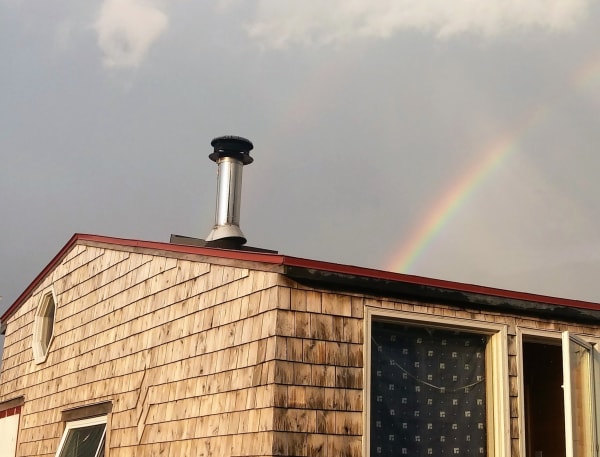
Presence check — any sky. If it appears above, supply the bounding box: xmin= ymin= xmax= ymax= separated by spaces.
xmin=2 ymin=0 xmax=600 ymax=356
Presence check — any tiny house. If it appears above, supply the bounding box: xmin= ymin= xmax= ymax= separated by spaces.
xmin=1 ymin=137 xmax=599 ymax=457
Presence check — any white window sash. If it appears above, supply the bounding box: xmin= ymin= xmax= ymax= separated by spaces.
xmin=55 ymin=416 xmax=107 ymax=457
xmin=562 ymin=331 xmax=597 ymax=457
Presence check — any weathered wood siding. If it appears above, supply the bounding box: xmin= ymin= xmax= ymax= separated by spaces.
xmin=1 ymin=241 xmax=599 ymax=457
xmin=268 ymin=287 xmax=600 ymax=457
xmin=269 ymin=289 xmax=364 ymax=457
xmin=0 ymin=242 xmax=283 ymax=457
xmin=369 ymin=299 xmax=598 ymax=457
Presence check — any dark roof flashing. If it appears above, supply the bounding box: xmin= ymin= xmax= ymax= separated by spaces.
xmin=282 ymin=265 xmax=600 ymax=323
xmin=169 ymin=234 xmax=277 ymax=253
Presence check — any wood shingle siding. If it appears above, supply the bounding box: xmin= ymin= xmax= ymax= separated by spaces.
xmin=0 ymin=243 xmax=286 ymax=456
xmin=1 ymin=235 xmax=600 ymax=456
xmin=270 ymin=290 xmax=363 ymax=457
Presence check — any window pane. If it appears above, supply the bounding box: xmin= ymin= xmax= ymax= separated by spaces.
xmin=371 ymin=322 xmax=488 ymax=456
xmin=58 ymin=424 xmax=105 ymax=457
xmin=42 ymin=299 xmax=55 ymax=351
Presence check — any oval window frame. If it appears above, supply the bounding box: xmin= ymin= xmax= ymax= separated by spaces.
xmin=32 ymin=288 xmax=57 ymax=364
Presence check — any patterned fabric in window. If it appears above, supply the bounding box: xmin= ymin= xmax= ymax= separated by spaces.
xmin=371 ymin=321 xmax=488 ymax=456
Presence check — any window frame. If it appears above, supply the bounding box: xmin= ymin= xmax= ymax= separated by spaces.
xmin=562 ymin=331 xmax=597 ymax=457
xmin=0 ymin=401 xmax=22 ymax=457
xmin=32 ymin=288 xmax=57 ymax=364
xmin=365 ymin=307 xmax=510 ymax=457
xmin=517 ymin=328 xmax=599 ymax=457
xmin=55 ymin=416 xmax=107 ymax=457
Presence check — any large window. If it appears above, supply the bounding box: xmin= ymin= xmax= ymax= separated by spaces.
xmin=367 ymin=310 xmax=508 ymax=457
xmin=55 ymin=417 xmax=106 ymax=457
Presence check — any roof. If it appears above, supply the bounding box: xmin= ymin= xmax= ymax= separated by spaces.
xmin=2 ymin=233 xmax=600 ymax=328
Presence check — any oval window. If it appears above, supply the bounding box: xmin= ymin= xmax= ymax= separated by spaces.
xmin=33 ymin=291 xmax=56 ymax=364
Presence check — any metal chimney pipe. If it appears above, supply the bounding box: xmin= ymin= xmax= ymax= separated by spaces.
xmin=205 ymin=136 xmax=253 ymax=245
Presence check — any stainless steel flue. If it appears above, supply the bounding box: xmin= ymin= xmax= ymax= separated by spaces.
xmin=205 ymin=136 xmax=253 ymax=245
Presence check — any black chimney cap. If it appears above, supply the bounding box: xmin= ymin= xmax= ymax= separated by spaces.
xmin=209 ymin=135 xmax=254 ymax=165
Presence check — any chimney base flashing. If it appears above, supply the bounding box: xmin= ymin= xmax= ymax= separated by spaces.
xmin=206 ymin=224 xmax=246 ymax=243
xmin=170 ymin=234 xmax=278 ymax=254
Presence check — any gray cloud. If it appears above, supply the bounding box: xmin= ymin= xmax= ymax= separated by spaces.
xmin=242 ymin=0 xmax=590 ymax=47
xmin=2 ymin=0 xmax=600 ymax=336
xmin=95 ymin=0 xmax=168 ymax=68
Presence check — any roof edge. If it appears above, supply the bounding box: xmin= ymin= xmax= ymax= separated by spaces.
xmin=279 ymin=256 xmax=600 ymax=312
xmin=282 ymin=265 xmax=600 ymax=322
xmin=2 ymin=233 xmax=600 ymax=327
xmin=1 ymin=233 xmax=81 ymax=327
xmin=1 ymin=233 xmax=287 ymax=325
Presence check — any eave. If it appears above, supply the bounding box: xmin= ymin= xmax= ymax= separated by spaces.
xmin=2 ymin=233 xmax=600 ymax=330
xmin=282 ymin=265 xmax=600 ymax=323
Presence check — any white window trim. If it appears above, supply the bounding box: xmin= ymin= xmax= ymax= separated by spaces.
xmin=364 ymin=307 xmax=510 ymax=457
xmin=55 ymin=416 xmax=107 ymax=457
xmin=593 ymin=338 xmax=600 ymax=457
xmin=32 ymin=287 xmax=57 ymax=364
xmin=0 ymin=413 xmax=20 ymax=457
xmin=516 ymin=327 xmax=600 ymax=457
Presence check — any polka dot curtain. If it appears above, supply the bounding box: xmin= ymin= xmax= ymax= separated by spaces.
xmin=371 ymin=321 xmax=488 ymax=456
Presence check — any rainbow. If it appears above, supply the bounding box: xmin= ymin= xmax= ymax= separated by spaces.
xmin=387 ymin=49 xmax=600 ymax=274
xmin=572 ymin=53 xmax=600 ymax=90
xmin=387 ymin=106 xmax=548 ymax=274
